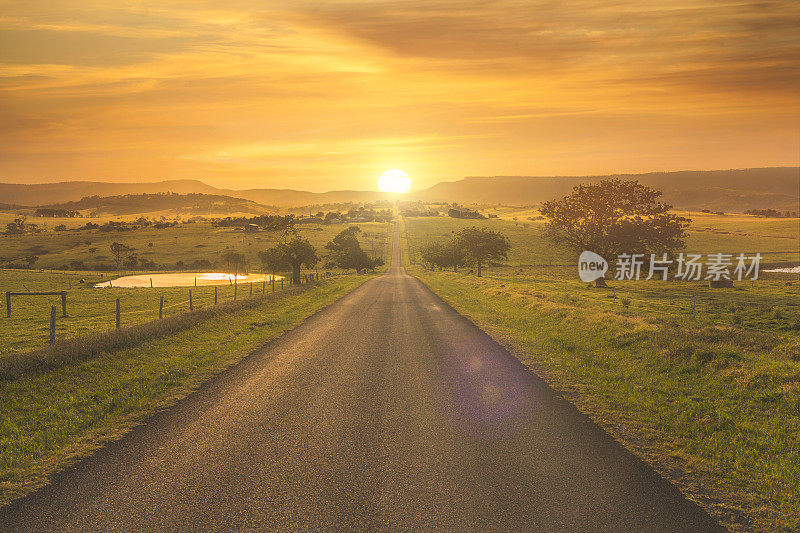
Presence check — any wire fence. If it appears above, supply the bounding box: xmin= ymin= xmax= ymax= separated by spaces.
xmin=1 ymin=271 xmax=331 ymax=354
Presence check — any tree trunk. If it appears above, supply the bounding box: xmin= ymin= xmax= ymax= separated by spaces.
xmin=595 ymin=277 xmax=608 ymax=288
xmin=292 ymin=265 xmax=301 ymax=284
xmin=476 ymin=260 xmax=482 ymax=277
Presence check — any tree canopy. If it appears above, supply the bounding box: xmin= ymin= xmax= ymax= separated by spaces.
xmin=325 ymin=226 xmax=384 ymax=273
xmin=258 ymin=247 xmax=288 ymax=277
xmin=419 ymin=239 xmax=467 ymax=272
xmin=539 ymin=179 xmax=689 ymax=273
xmin=278 ymin=237 xmax=318 ymax=284
xmin=455 ymin=227 xmax=510 ymax=276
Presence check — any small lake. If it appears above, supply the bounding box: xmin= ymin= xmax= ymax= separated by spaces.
xmin=95 ymin=272 xmax=284 ymax=288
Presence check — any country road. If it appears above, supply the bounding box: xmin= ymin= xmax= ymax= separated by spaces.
xmin=0 ymin=223 xmax=724 ymax=532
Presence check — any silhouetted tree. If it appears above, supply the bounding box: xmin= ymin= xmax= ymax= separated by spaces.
xmin=110 ymin=242 xmax=135 ymax=269
xmin=325 ymin=227 xmax=384 ymax=273
xmin=420 ymin=239 xmax=467 ymax=272
xmin=4 ymin=217 xmax=27 ymax=235
xmin=454 ymin=227 xmax=510 ymax=276
xmin=279 ymin=238 xmax=318 ymax=284
xmin=540 ymin=178 xmax=689 ymax=285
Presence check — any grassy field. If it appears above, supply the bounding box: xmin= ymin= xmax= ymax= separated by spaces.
xmin=1 ymin=269 xmax=297 ymax=356
xmin=0 ymin=273 xmax=372 ymax=505
xmin=403 ymin=214 xmax=800 ymax=531
xmin=0 ymin=218 xmax=389 ymax=271
xmin=0 ymin=221 xmax=389 ymax=355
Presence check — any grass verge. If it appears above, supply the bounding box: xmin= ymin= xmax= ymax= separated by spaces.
xmin=0 ymin=274 xmax=370 ymax=505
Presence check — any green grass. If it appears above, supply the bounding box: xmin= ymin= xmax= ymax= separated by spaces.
xmin=0 ymin=269 xmax=299 ymax=356
xmin=0 ymin=274 xmax=371 ymax=505
xmin=403 ymin=215 xmax=800 ymax=531
xmin=0 ymin=221 xmax=390 ymax=355
xmin=404 ymin=211 xmax=799 ymax=266
xmin=0 ymin=220 xmax=389 ymax=270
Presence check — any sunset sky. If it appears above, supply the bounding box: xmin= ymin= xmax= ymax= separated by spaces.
xmin=1 ymin=0 xmax=798 ymax=192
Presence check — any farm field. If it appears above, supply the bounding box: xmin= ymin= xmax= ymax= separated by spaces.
xmin=0 ymin=221 xmax=389 ymax=355
xmin=403 ymin=214 xmax=800 ymax=531
xmin=0 ymin=218 xmax=389 ymax=271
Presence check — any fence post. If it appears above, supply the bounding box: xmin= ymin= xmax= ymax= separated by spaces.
xmin=281 ymin=279 xmax=284 ymax=290
xmin=249 ymin=282 xmax=253 ymax=297
xmin=272 ymin=277 xmax=275 ymax=292
xmin=214 ymin=286 xmax=218 ymax=305
xmin=61 ymin=291 xmax=67 ymax=317
xmin=150 ymin=277 xmax=153 ymax=288
xmin=234 ymin=279 xmax=238 ymax=301
xmin=189 ymin=289 xmax=193 ymax=311
xmin=50 ymin=306 xmax=56 ymax=345
xmin=116 ymin=298 xmax=121 ymax=329
xmin=262 ymin=279 xmax=266 ymax=293
xmin=691 ymin=293 xmax=696 ymax=320
xmin=6 ymin=291 xmax=10 ymax=318
xmin=195 ymin=277 xmax=197 ymax=287
xmin=159 ymin=295 xmax=164 ymax=319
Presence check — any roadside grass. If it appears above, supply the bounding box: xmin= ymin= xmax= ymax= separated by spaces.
xmin=0 ymin=274 xmax=370 ymax=505
xmin=403 ymin=216 xmax=800 ymax=531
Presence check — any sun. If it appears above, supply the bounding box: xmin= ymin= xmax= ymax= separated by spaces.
xmin=377 ymin=169 xmax=412 ymax=193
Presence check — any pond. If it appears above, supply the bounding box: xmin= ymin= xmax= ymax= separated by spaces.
xmin=94 ymin=272 xmax=284 ymax=288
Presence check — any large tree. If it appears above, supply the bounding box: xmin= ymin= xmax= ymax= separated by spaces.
xmin=455 ymin=227 xmax=510 ymax=277
xmin=325 ymin=226 xmax=384 ymax=273
xmin=279 ymin=237 xmax=318 ymax=284
xmin=110 ymin=242 xmax=134 ymax=269
xmin=540 ymin=178 xmax=689 ymax=284
xmin=419 ymin=238 xmax=467 ymax=272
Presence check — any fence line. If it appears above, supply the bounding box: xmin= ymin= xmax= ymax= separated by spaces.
xmin=5 ymin=271 xmax=332 ymax=349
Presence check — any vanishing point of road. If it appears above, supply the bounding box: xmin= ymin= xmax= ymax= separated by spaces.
xmin=0 ymin=223 xmax=723 ymax=531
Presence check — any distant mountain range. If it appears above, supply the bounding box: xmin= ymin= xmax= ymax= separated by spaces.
xmin=417 ymin=168 xmax=800 ymax=213
xmin=1 ymin=167 xmax=797 ymax=213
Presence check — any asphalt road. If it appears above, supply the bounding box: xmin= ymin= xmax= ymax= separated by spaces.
xmin=0 ymin=224 xmax=724 ymax=532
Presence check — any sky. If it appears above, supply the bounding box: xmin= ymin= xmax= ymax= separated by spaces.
xmin=0 ymin=0 xmax=798 ymax=192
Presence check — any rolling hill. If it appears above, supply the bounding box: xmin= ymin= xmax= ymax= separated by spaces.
xmin=35 ymin=193 xmax=273 ymax=216
xmin=0 ymin=167 xmax=797 ymax=213
xmin=415 ymin=168 xmax=800 ymax=212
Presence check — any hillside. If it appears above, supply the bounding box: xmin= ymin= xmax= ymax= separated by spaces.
xmin=414 ymin=167 xmax=799 ymax=212
xmin=1 ymin=167 xmax=797 ymax=212
xmin=35 ymin=193 xmax=272 ymax=216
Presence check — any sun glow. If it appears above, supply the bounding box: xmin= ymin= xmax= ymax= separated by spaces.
xmin=377 ymin=169 xmax=412 ymax=193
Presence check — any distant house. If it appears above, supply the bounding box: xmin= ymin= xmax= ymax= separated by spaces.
xmin=245 ymin=223 xmax=260 ymax=232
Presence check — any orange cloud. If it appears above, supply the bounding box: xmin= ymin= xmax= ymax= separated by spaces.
xmin=0 ymin=1 xmax=797 ymax=191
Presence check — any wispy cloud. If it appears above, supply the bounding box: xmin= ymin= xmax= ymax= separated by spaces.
xmin=0 ymin=0 xmax=797 ymax=190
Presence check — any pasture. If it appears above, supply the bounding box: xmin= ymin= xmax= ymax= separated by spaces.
xmin=0 ymin=217 xmax=389 ymax=271
xmin=0 ymin=221 xmax=389 ymax=355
